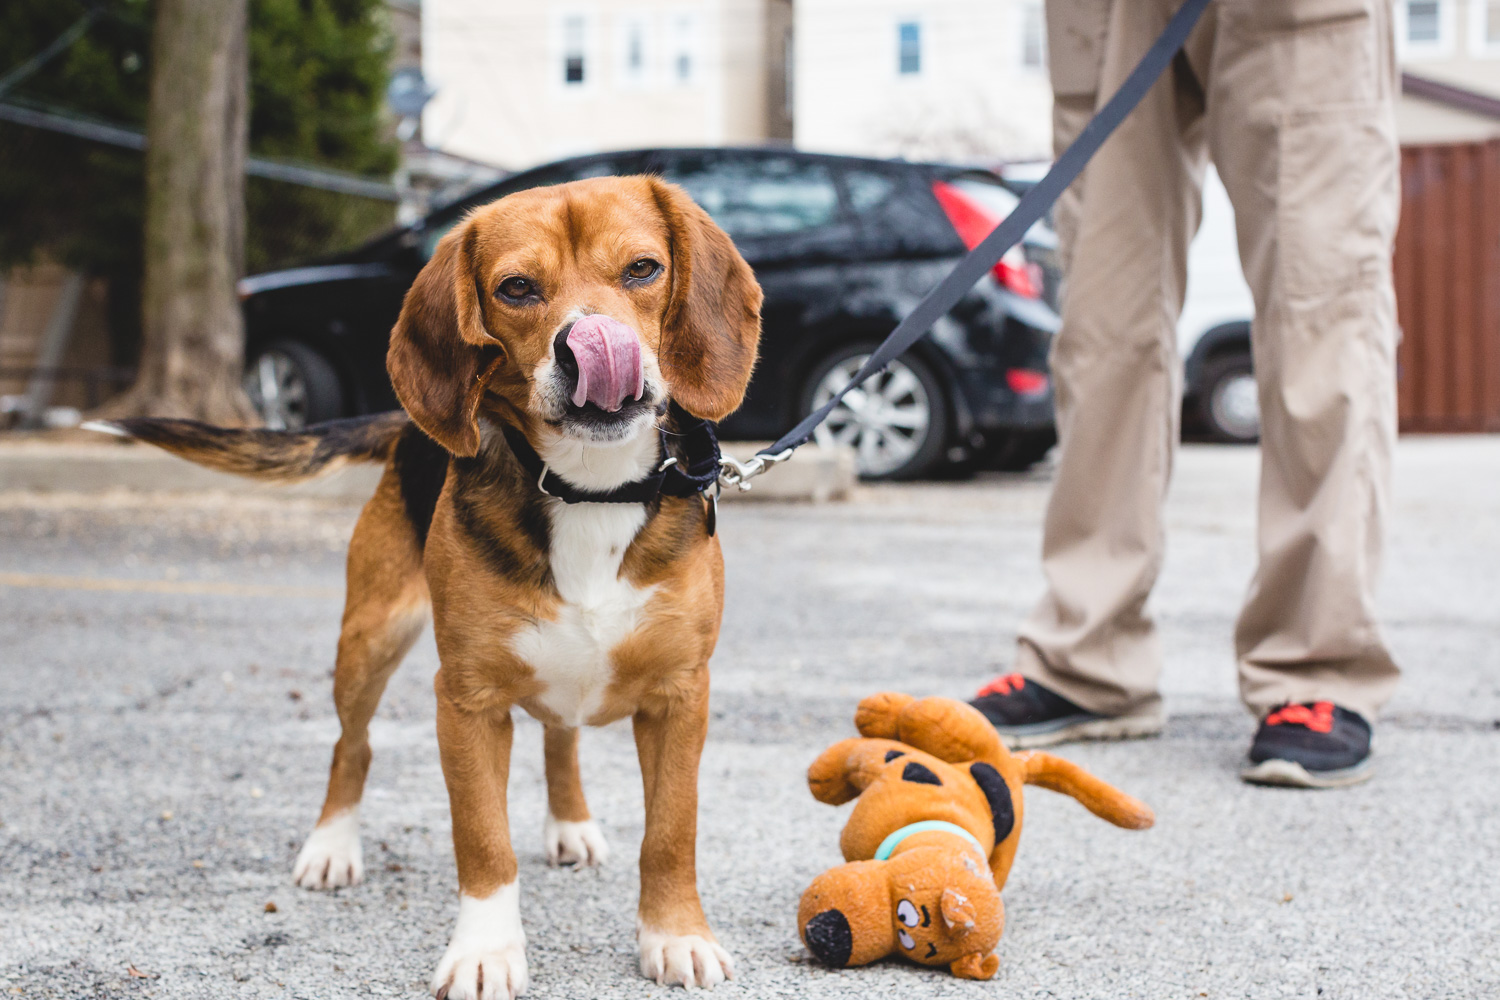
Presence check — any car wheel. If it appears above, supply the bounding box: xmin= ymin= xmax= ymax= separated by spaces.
xmin=1197 ymin=352 xmax=1259 ymax=443
xmin=802 ymin=345 xmax=949 ymax=480
xmin=243 ymin=341 xmax=345 ymax=431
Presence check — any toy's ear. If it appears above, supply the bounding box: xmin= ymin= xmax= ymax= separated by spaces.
xmin=950 ymin=951 xmax=1001 ymax=980
xmin=798 ymin=861 xmax=895 ymax=968
xmin=939 ymin=887 xmax=978 ymax=934
xmin=387 ymin=218 xmax=506 ymax=456
xmin=647 ymin=177 xmax=762 ymax=421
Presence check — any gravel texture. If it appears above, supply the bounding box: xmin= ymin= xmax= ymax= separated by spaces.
xmin=1 ymin=439 xmax=1497 ymax=999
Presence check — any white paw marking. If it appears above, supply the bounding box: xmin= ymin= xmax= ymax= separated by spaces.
xmin=432 ymin=885 xmax=528 ymax=1000
xmin=543 ymin=814 xmax=610 ymax=867
xmin=292 ymin=808 xmax=363 ymax=889
xmin=637 ymin=926 xmax=735 ymax=989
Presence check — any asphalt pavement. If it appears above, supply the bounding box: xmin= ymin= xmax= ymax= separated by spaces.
xmin=2 ymin=438 xmax=1497 ymax=999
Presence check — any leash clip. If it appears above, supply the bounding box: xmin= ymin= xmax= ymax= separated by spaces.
xmin=717 ymin=448 xmax=794 ymax=492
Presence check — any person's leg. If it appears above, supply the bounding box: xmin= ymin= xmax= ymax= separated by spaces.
xmin=1207 ymin=0 xmax=1401 ymax=785
xmin=978 ymin=0 xmax=1212 ymax=746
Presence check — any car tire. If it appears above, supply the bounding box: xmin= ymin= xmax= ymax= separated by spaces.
xmin=243 ymin=340 xmax=345 ymax=431
xmin=800 ymin=344 xmax=950 ymax=480
xmin=1196 ymin=352 xmax=1259 ymax=443
xmin=987 ymin=427 xmax=1057 ymax=472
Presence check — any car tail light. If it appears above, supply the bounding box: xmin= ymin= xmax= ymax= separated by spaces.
xmin=1006 ymin=368 xmax=1050 ymax=396
xmin=932 ymin=180 xmax=1044 ymax=300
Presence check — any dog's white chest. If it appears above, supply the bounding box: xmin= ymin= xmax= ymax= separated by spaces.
xmin=510 ymin=501 xmax=653 ymax=726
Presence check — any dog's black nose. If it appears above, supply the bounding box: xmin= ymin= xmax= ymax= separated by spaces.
xmin=553 ymin=325 xmax=578 ymax=382
xmin=802 ymin=909 xmax=853 ymax=967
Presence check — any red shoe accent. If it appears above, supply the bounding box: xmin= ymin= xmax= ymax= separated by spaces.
xmin=1265 ymin=701 xmax=1335 ymax=734
xmin=976 ymin=672 xmax=1026 ymax=699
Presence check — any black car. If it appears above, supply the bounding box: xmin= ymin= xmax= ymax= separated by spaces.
xmin=238 ymin=147 xmax=1060 ymax=478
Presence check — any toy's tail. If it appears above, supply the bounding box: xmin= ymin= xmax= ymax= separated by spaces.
xmin=1018 ymin=752 xmax=1155 ymax=830
xmin=82 ymin=412 xmax=410 ymax=483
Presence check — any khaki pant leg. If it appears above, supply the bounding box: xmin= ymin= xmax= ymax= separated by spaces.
xmin=1016 ymin=0 xmax=1213 ymax=716
xmin=1207 ymin=0 xmax=1402 ymax=721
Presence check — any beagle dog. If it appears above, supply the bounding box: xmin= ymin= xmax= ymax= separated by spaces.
xmin=89 ymin=176 xmax=762 ymax=999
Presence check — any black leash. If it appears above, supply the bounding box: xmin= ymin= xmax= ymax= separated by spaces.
xmin=719 ymin=0 xmax=1212 ymax=490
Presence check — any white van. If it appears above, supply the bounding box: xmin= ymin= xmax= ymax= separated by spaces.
xmin=1003 ymin=163 xmax=1260 ymax=442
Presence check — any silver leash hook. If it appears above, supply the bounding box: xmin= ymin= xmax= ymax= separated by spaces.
xmin=717 ymin=448 xmax=794 ymax=492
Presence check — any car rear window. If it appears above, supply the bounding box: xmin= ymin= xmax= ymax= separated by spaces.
xmin=844 ymin=170 xmax=898 ymax=214
xmin=657 ymin=154 xmax=840 ymax=239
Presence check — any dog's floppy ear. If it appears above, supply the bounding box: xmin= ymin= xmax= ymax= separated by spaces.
xmin=387 ymin=219 xmax=505 ymax=456
xmin=648 ymin=178 xmax=762 ymax=421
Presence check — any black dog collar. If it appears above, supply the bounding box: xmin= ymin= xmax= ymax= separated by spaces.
xmin=499 ymin=403 xmax=721 ymax=507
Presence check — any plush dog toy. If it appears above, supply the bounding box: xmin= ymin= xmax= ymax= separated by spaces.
xmin=797 ymin=692 xmax=1154 ymax=979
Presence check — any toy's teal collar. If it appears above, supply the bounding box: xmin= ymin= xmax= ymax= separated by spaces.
xmin=873 ymin=821 xmax=985 ymax=861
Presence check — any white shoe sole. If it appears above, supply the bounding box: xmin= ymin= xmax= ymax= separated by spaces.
xmin=1240 ymin=757 xmax=1373 ymax=789
xmin=996 ymin=712 xmax=1165 ymax=750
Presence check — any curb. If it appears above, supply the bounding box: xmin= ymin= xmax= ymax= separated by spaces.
xmin=0 ymin=438 xmax=856 ymax=503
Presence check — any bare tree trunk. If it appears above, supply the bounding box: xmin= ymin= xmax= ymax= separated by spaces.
xmin=101 ymin=0 xmax=255 ymax=424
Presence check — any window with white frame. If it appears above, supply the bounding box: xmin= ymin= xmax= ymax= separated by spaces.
xmin=664 ymin=14 xmax=697 ymax=85
xmin=1469 ymin=0 xmax=1500 ymax=54
xmin=1021 ymin=1 xmax=1046 ymax=69
xmin=1400 ymin=0 xmax=1454 ymax=56
xmin=897 ymin=21 xmax=921 ymax=76
xmin=616 ymin=15 xmax=650 ymax=87
xmin=562 ymin=15 xmax=587 ymax=85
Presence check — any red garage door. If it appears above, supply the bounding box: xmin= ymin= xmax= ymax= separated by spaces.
xmin=1394 ymin=141 xmax=1500 ymax=432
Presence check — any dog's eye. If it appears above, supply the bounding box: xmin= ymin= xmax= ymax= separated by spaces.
xmin=896 ymin=899 xmax=920 ymax=927
xmin=497 ymin=276 xmax=535 ymax=302
xmin=625 ymin=258 xmax=661 ymax=281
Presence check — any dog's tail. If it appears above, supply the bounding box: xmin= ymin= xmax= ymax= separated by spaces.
xmin=1017 ymin=751 xmax=1155 ymax=830
xmin=81 ymin=411 xmax=412 ymax=483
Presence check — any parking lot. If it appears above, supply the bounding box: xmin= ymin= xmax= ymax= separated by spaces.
xmin=2 ymin=438 xmax=1498 ymax=999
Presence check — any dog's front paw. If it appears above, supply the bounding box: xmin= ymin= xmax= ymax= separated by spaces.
xmin=432 ymin=886 xmax=528 ymax=1000
xmin=637 ymin=927 xmax=735 ymax=989
xmin=543 ymin=815 xmax=610 ymax=867
xmin=292 ymin=809 xmax=363 ymax=889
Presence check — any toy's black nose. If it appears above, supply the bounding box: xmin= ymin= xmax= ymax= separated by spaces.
xmin=802 ymin=909 xmax=853 ymax=967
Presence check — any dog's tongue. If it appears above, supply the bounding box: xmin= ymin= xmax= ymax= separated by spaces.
xmin=567 ymin=315 xmax=644 ymax=412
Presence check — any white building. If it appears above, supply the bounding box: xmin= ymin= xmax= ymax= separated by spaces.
xmin=791 ymin=0 xmax=1052 ymax=163
xmin=1395 ymin=0 xmax=1500 ymax=141
xmin=421 ymin=0 xmax=792 ymax=171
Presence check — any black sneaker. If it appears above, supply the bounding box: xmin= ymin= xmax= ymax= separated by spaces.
xmin=968 ymin=673 xmax=1164 ymax=749
xmin=1241 ymin=701 xmax=1373 ymax=788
